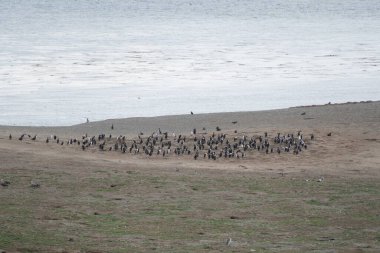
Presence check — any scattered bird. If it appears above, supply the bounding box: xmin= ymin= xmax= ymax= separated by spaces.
xmin=232 ymin=121 xmax=237 ymax=124
xmin=18 ymin=134 xmax=25 ymax=141
xmin=226 ymin=238 xmax=232 ymax=246
xmin=0 ymin=179 xmax=10 ymax=187
xmin=30 ymin=181 xmax=40 ymax=188
xmin=9 ymin=134 xmax=12 ymax=140
xmin=301 ymin=112 xmax=306 ymax=115
xmin=317 ymin=177 xmax=324 ymax=182
xmin=327 ymin=132 xmax=332 ymax=136
xmin=191 ymin=111 xmax=194 ymax=115
xmin=111 ymin=124 xmax=114 ymax=130
xmin=216 ymin=126 xmax=221 ymax=131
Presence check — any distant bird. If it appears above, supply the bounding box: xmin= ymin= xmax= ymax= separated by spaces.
xmin=216 ymin=126 xmax=221 ymax=131
xmin=30 ymin=181 xmax=40 ymax=188
xmin=31 ymin=135 xmax=37 ymax=141
xmin=327 ymin=132 xmax=332 ymax=136
xmin=232 ymin=121 xmax=237 ymax=124
xmin=191 ymin=111 xmax=194 ymax=115
xmin=111 ymin=124 xmax=114 ymax=130
xmin=18 ymin=134 xmax=25 ymax=141
xmin=317 ymin=177 xmax=324 ymax=182
xmin=86 ymin=118 xmax=89 ymax=123
xmin=0 ymin=179 xmax=10 ymax=187
xmin=226 ymin=238 xmax=232 ymax=246
xmin=301 ymin=112 xmax=306 ymax=115
xmin=9 ymin=134 xmax=12 ymax=140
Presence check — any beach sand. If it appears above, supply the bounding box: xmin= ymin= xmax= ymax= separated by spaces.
xmin=0 ymin=101 xmax=379 ymax=252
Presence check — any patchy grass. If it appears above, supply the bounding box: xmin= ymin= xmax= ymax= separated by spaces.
xmin=1 ymin=152 xmax=380 ymax=253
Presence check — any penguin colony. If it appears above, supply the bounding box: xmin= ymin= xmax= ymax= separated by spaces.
xmin=10 ymin=125 xmax=316 ymax=161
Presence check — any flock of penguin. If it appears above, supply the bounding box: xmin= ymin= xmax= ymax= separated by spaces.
xmin=9 ymin=124 xmax=315 ymax=161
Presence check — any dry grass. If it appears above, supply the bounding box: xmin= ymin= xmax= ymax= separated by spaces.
xmin=0 ymin=146 xmax=379 ymax=253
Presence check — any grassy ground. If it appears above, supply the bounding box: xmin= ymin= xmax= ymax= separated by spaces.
xmin=0 ymin=149 xmax=379 ymax=253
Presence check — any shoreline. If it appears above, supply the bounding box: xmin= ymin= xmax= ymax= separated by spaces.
xmin=0 ymin=100 xmax=379 ymax=140
xmin=0 ymin=100 xmax=378 ymax=129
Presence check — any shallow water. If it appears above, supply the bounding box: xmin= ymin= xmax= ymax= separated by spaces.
xmin=1 ymin=0 xmax=380 ymax=126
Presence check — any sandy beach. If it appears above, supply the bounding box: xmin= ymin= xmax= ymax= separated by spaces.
xmin=0 ymin=101 xmax=379 ymax=252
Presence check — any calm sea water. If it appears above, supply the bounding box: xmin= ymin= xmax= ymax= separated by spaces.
xmin=1 ymin=0 xmax=380 ymax=126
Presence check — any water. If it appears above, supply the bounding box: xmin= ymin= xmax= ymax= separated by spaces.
xmin=1 ymin=0 xmax=379 ymax=126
